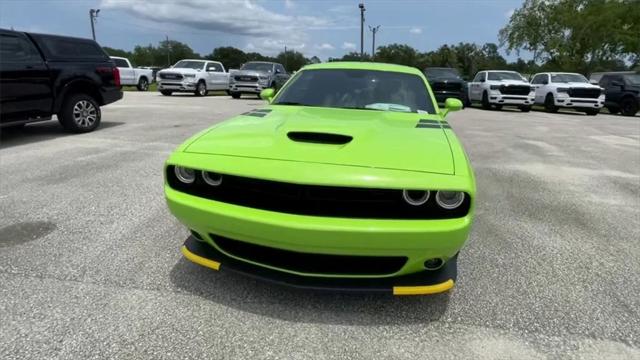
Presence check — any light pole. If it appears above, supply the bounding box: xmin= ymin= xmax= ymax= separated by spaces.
xmin=89 ymin=9 xmax=100 ymax=41
xmin=369 ymin=25 xmax=380 ymax=60
xmin=166 ymin=35 xmax=171 ymax=67
xmin=358 ymin=3 xmax=365 ymax=60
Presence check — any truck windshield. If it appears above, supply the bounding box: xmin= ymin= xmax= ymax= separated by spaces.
xmin=424 ymin=68 xmax=461 ymax=80
xmin=241 ymin=63 xmax=273 ymax=72
xmin=624 ymin=74 xmax=640 ymax=85
xmin=551 ymin=74 xmax=588 ymax=83
xmin=173 ymin=60 xmax=205 ymax=69
xmin=487 ymin=72 xmax=525 ymax=81
xmin=274 ymin=69 xmax=435 ymax=114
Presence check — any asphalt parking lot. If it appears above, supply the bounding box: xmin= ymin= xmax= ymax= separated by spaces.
xmin=1 ymin=92 xmax=639 ymax=359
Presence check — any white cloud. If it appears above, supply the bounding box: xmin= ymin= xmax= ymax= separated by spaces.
xmin=342 ymin=42 xmax=356 ymax=50
xmin=101 ymin=0 xmax=329 ymax=54
xmin=315 ymin=43 xmax=335 ymax=51
xmin=409 ymin=27 xmax=422 ymax=34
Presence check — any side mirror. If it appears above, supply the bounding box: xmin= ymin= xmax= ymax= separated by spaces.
xmin=479 ymin=78 xmax=485 ymax=83
xmin=441 ymin=98 xmax=463 ymax=117
xmin=275 ymin=68 xmax=281 ymax=74
xmin=260 ymin=88 xmax=275 ymax=102
xmin=542 ymin=80 xmax=548 ymax=85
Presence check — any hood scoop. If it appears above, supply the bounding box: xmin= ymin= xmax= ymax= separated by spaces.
xmin=287 ymin=131 xmax=353 ymax=145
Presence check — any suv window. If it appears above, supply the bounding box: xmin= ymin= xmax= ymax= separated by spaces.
xmin=473 ymin=72 xmax=484 ymax=82
xmin=113 ymin=58 xmax=129 ymax=68
xmin=0 ymin=33 xmax=41 ymax=62
xmin=206 ymin=62 xmax=222 ymax=72
xmin=35 ymin=34 xmax=107 ymax=59
xmin=276 ymin=64 xmax=286 ymax=74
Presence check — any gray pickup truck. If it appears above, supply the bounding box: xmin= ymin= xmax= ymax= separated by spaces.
xmin=229 ymin=61 xmax=289 ymax=99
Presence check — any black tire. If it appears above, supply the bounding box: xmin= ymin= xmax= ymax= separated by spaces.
xmin=519 ymin=105 xmax=531 ymax=112
xmin=481 ymin=91 xmax=491 ymax=110
xmin=493 ymin=104 xmax=503 ymax=110
xmin=620 ymin=97 xmax=639 ymax=117
xmin=544 ymin=93 xmax=558 ymax=113
xmin=195 ymin=81 xmax=207 ymax=97
xmin=160 ymin=90 xmax=173 ymax=96
xmin=230 ymin=92 xmax=241 ymax=99
xmin=57 ymin=94 xmax=101 ymax=133
xmin=584 ymin=108 xmax=599 ymax=116
xmin=137 ymin=77 xmax=149 ymax=91
xmin=606 ymin=106 xmax=619 ymax=114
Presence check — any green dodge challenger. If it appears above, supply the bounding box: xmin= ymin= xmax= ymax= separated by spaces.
xmin=165 ymin=62 xmax=475 ymax=295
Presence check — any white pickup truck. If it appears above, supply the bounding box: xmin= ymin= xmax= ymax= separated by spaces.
xmin=156 ymin=59 xmax=229 ymax=96
xmin=110 ymin=56 xmax=154 ymax=91
xmin=530 ymin=72 xmax=604 ymax=115
xmin=468 ymin=70 xmax=535 ymax=112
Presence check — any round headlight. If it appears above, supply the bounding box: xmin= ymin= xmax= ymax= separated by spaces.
xmin=435 ymin=191 xmax=464 ymax=209
xmin=174 ymin=166 xmax=195 ymax=184
xmin=202 ymin=171 xmax=222 ymax=186
xmin=402 ymin=190 xmax=430 ymax=206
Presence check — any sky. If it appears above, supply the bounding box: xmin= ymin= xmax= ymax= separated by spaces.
xmin=0 ymin=0 xmax=528 ymax=61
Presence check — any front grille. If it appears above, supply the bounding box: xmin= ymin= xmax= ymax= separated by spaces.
xmin=431 ymin=81 xmax=462 ymax=92
xmin=166 ymin=166 xmax=471 ymax=219
xmin=499 ymin=85 xmax=530 ymax=95
xmin=568 ymin=88 xmax=601 ymax=98
xmin=234 ymin=75 xmax=259 ymax=82
xmin=212 ymin=234 xmax=407 ymax=275
xmin=159 ymin=72 xmax=183 ymax=80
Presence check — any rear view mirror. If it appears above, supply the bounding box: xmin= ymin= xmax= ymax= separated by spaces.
xmin=441 ymin=98 xmax=463 ymax=117
xmin=260 ymin=88 xmax=275 ymax=102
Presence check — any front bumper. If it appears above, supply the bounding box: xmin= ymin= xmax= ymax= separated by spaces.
xmin=158 ymin=80 xmax=197 ymax=92
xmin=489 ymin=92 xmax=535 ymax=106
xmin=229 ymin=82 xmax=268 ymax=93
xmin=555 ymin=95 xmax=605 ymax=108
xmin=182 ymin=235 xmax=457 ymax=295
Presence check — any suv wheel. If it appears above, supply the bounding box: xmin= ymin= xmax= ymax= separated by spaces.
xmin=58 ymin=94 xmax=101 ymax=133
xmin=519 ymin=105 xmax=531 ymax=112
xmin=544 ymin=93 xmax=558 ymax=113
xmin=481 ymin=91 xmax=491 ymax=110
xmin=620 ymin=97 xmax=639 ymax=116
xmin=606 ymin=106 xmax=619 ymax=114
xmin=584 ymin=108 xmax=599 ymax=116
xmin=230 ymin=92 xmax=241 ymax=99
xmin=160 ymin=90 xmax=173 ymax=96
xmin=195 ymin=81 xmax=207 ymax=97
xmin=137 ymin=77 xmax=149 ymax=91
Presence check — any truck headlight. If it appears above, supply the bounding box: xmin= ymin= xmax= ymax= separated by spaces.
xmin=557 ymin=87 xmax=569 ymax=93
xmin=490 ymin=85 xmax=501 ymax=90
xmin=183 ymin=74 xmax=196 ymax=78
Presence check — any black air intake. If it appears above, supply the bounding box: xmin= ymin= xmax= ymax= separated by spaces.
xmin=287 ymin=131 xmax=353 ymax=145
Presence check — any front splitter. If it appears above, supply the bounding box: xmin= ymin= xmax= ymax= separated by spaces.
xmin=181 ymin=236 xmax=457 ymax=296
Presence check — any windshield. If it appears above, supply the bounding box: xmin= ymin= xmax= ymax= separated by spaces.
xmin=551 ymin=73 xmax=588 ymax=83
xmin=487 ymin=72 xmax=525 ymax=81
xmin=624 ymin=74 xmax=640 ymax=85
xmin=241 ymin=62 xmax=273 ymax=72
xmin=424 ymin=68 xmax=461 ymax=79
xmin=274 ymin=69 xmax=435 ymax=114
xmin=173 ymin=60 xmax=205 ymax=70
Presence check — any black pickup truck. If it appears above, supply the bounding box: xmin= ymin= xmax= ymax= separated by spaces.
xmin=598 ymin=72 xmax=639 ymax=116
xmin=423 ymin=67 xmax=469 ymax=107
xmin=0 ymin=29 xmax=122 ymax=132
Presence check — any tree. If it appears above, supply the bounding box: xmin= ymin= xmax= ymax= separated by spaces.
xmin=131 ymin=45 xmax=156 ymax=66
xmin=158 ymin=40 xmax=200 ymax=67
xmin=276 ymin=50 xmax=308 ymax=72
xmin=103 ymin=47 xmax=131 ymax=58
xmin=499 ymin=0 xmax=640 ymax=74
xmin=375 ymin=44 xmax=420 ymax=67
xmin=328 ymin=52 xmax=371 ymax=62
xmin=206 ymin=47 xmax=247 ymax=70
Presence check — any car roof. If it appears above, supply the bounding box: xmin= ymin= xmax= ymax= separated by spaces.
xmin=178 ymin=59 xmax=207 ymax=62
xmin=302 ymin=62 xmax=423 ymax=76
xmin=486 ymin=70 xmax=519 ymax=73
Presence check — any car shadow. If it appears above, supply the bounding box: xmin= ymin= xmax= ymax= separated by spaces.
xmin=0 ymin=121 xmax=125 ymax=149
xmin=169 ymin=257 xmax=451 ymax=326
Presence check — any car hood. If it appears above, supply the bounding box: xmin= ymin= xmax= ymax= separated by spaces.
xmin=184 ymin=106 xmax=454 ymax=175
xmin=560 ymin=82 xmax=601 ymax=88
xmin=429 ymin=77 xmax=464 ymax=83
xmin=159 ymin=68 xmax=201 ymax=74
xmin=489 ymin=79 xmax=530 ymax=86
xmin=233 ymin=70 xmax=271 ymax=77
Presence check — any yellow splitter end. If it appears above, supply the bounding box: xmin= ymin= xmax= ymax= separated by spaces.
xmin=181 ymin=245 xmax=221 ymax=271
xmin=392 ymin=279 xmax=455 ymax=296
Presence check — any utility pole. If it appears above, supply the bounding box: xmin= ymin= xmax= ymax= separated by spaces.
xmin=89 ymin=9 xmax=100 ymax=41
xmin=284 ymin=45 xmax=287 ymax=72
xmin=358 ymin=3 xmax=365 ymax=60
xmin=166 ymin=35 xmax=170 ymax=67
xmin=369 ymin=25 xmax=380 ymax=61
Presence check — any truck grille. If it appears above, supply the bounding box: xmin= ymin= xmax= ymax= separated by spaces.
xmin=568 ymin=88 xmax=601 ymax=98
xmin=159 ymin=72 xmax=183 ymax=80
xmin=431 ymin=81 xmax=462 ymax=92
xmin=166 ymin=166 xmax=471 ymax=219
xmin=212 ymin=234 xmax=408 ymax=275
xmin=235 ymin=75 xmax=259 ymax=82
xmin=499 ymin=85 xmax=531 ymax=96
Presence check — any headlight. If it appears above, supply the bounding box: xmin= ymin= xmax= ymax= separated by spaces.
xmin=557 ymin=87 xmax=569 ymax=93
xmin=490 ymin=85 xmax=501 ymax=90
xmin=402 ymin=190 xmax=430 ymax=206
xmin=530 ymin=86 xmax=536 ymax=92
xmin=435 ymin=191 xmax=465 ymax=209
xmin=174 ymin=166 xmax=195 ymax=184
xmin=202 ymin=171 xmax=223 ymax=186
xmin=183 ymin=74 xmax=196 ymax=78
xmin=259 ymin=76 xmax=269 ymax=80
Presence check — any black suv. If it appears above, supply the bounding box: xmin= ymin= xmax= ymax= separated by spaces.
xmin=598 ymin=72 xmax=639 ymax=116
xmin=423 ymin=67 xmax=468 ymax=106
xmin=0 ymin=29 xmax=122 ymax=132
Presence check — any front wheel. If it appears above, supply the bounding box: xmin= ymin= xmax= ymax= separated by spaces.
xmin=58 ymin=94 xmax=101 ymax=133
xmin=230 ymin=92 xmax=241 ymax=99
xmin=481 ymin=91 xmax=491 ymax=110
xmin=137 ymin=77 xmax=149 ymax=91
xmin=195 ymin=81 xmax=207 ymax=97
xmin=519 ymin=105 xmax=531 ymax=112
xmin=584 ymin=109 xmax=599 ymax=116
xmin=544 ymin=93 xmax=558 ymax=113
xmin=160 ymin=90 xmax=173 ymax=96
xmin=620 ymin=98 xmax=639 ymax=116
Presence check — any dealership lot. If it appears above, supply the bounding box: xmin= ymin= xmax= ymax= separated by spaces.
xmin=0 ymin=92 xmax=638 ymax=359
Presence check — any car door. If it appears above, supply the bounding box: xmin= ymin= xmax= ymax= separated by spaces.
xmin=205 ymin=62 xmax=225 ymax=90
xmin=531 ymin=74 xmax=548 ymax=103
xmin=603 ymin=75 xmax=623 ymax=104
xmin=274 ymin=64 xmax=288 ymax=88
xmin=469 ymin=72 xmax=484 ymax=100
xmin=0 ymin=30 xmax=53 ymax=124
